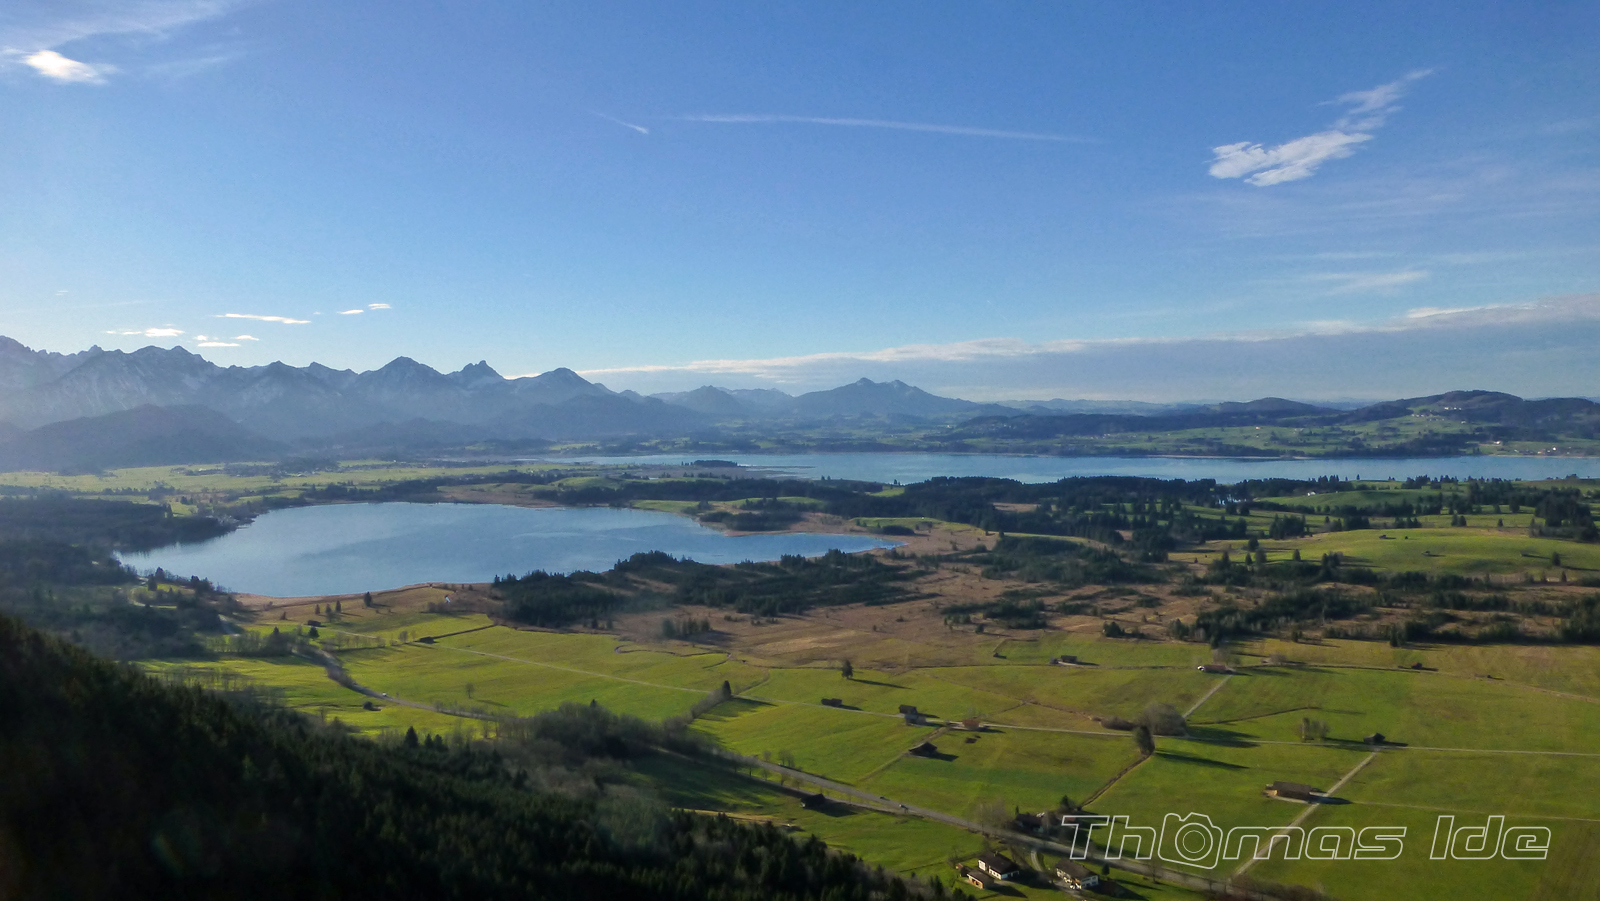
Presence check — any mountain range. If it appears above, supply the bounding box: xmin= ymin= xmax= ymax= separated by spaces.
xmin=2 ymin=336 xmax=1598 ymax=472
xmin=0 ymin=338 xmax=1015 ymax=468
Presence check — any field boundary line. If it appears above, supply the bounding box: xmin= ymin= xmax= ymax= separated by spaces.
xmin=1234 ymin=750 xmax=1378 ymax=878
xmin=1184 ymin=674 xmax=1232 ymax=717
xmin=434 ymin=643 xmax=711 ymax=694
xmin=856 ymin=725 xmax=953 ymax=785
xmin=1080 ymin=751 xmax=1151 ymax=808
xmin=1352 ymin=800 xmax=1600 ymax=824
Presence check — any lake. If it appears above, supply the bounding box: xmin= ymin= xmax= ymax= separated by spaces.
xmin=546 ymin=452 xmax=1600 ymax=484
xmin=119 ymin=502 xmax=896 ymax=598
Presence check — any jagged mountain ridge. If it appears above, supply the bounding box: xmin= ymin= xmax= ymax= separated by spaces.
xmin=0 ymin=340 xmax=1017 ymax=447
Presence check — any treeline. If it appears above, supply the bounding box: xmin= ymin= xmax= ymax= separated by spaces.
xmin=823 ymin=476 xmax=1227 ymax=547
xmin=0 ymin=614 xmax=950 ymax=901
xmin=493 ymin=549 xmax=920 ymax=626
xmin=0 ymin=495 xmax=229 ymax=551
xmin=0 ymin=497 xmax=239 ymax=658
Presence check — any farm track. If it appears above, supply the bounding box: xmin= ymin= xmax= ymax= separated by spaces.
xmin=704 ymin=749 xmax=1294 ymax=901
xmin=1233 ymin=750 xmax=1378 ymax=877
xmin=1184 ymin=673 xmax=1232 ymax=717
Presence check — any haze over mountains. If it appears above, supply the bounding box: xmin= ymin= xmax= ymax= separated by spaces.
xmin=1 ymin=336 xmax=1598 ymax=472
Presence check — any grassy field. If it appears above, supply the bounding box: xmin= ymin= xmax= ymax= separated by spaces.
xmin=1190 ymin=666 xmax=1600 ymax=753
xmin=1248 ymin=528 xmax=1600 ymax=576
xmin=142 ymin=656 xmax=465 ymax=736
xmin=1244 ymin=637 xmax=1600 ymax=700
xmin=1091 ymin=739 xmax=1373 ymax=867
xmin=694 ymin=700 xmax=934 ymax=783
xmin=860 ymin=727 xmax=1138 ymax=819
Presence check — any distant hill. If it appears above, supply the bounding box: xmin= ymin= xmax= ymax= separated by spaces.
xmin=652 ymin=378 xmax=1015 ymax=422
xmin=0 ymin=405 xmax=283 ymax=473
xmin=954 ymin=389 xmax=1600 ymax=447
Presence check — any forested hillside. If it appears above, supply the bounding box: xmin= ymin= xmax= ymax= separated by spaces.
xmin=0 ymin=614 xmax=945 ymax=901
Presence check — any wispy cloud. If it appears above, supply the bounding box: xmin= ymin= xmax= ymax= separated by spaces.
xmin=367 ymin=303 xmax=391 ymax=310
xmin=1209 ymin=70 xmax=1433 ymax=186
xmin=338 ymin=309 xmax=364 ymax=315
xmin=220 ymin=313 xmax=310 ymax=324
xmin=196 ymin=340 xmax=239 ymax=347
xmin=1 ymin=1 xmax=251 ymax=83
xmin=106 ymin=326 xmax=183 ymax=337
xmin=23 ymin=49 xmax=114 ymax=83
xmin=678 ymin=114 xmax=1086 ymax=143
xmin=1306 ymin=269 xmax=1430 ymax=294
xmin=579 ymin=294 xmax=1600 ymax=400
xmin=593 ymin=111 xmax=649 ymax=135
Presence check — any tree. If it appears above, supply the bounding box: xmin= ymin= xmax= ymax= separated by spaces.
xmin=403 ymin=725 xmax=419 ymax=748
xmin=1133 ymin=725 xmax=1155 ymax=758
xmin=841 ymin=659 xmax=854 ymax=680
xmin=363 ymin=591 xmax=374 ymax=608
xmin=465 ymin=682 xmax=476 ymax=700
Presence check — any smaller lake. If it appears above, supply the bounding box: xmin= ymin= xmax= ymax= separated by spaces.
xmin=119 ymin=502 xmax=896 ymax=598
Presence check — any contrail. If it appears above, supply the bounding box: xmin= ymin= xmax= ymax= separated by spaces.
xmin=678 ymin=113 xmax=1086 ymax=142
xmin=593 ymin=111 xmax=649 ymax=135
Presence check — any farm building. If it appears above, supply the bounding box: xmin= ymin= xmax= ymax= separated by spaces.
xmin=957 ymin=867 xmax=995 ymax=890
xmin=976 ymin=853 xmax=1020 ymax=880
xmin=1053 ymin=654 xmax=1079 ymax=665
xmin=1197 ymin=663 xmax=1234 ymax=674
xmin=1013 ymin=812 xmax=1051 ymax=834
xmin=820 ymin=698 xmax=844 ymax=708
xmin=1055 ymin=860 xmax=1100 ymax=890
xmin=1363 ymin=732 xmax=1387 ymax=745
xmin=1265 ymin=781 xmax=1321 ymax=802
xmin=909 ymin=741 xmax=939 ymax=757
xmin=799 ymin=793 xmax=828 ymax=810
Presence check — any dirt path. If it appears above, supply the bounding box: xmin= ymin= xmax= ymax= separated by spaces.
xmin=1184 ymin=674 xmax=1232 ymax=717
xmin=1232 ymin=750 xmax=1378 ymax=878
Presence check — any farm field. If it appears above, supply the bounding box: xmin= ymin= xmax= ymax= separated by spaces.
xmin=694 ymin=700 xmax=934 ymax=783
xmin=142 ymin=656 xmax=464 ymax=736
xmin=1190 ymin=666 xmax=1600 ymax=753
xmin=860 ymin=726 xmax=1138 ymax=818
xmin=1252 ymin=803 xmax=1600 ymax=901
xmin=1248 ymin=528 xmax=1600 ymax=576
xmin=1243 ymin=637 xmax=1600 ymax=699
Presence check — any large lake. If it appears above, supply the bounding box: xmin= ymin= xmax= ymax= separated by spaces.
xmin=120 ymin=503 xmax=895 ymax=598
xmin=549 ymin=452 xmax=1600 ymax=484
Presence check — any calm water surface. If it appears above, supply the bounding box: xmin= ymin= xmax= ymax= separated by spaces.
xmin=548 ymin=452 xmax=1600 ymax=484
xmin=120 ymin=503 xmax=895 ymax=597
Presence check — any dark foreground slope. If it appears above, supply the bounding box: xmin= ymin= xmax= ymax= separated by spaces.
xmin=0 ymin=615 xmax=937 ymax=901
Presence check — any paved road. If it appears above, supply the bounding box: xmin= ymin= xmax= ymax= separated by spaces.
xmin=719 ymin=747 xmax=1290 ymax=901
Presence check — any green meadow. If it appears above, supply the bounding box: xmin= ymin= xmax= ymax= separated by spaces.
xmin=1191 ymin=666 xmax=1600 ymax=753
xmin=142 ymin=656 xmax=464 ymax=736
xmin=1250 ymin=528 xmax=1600 ymax=576
xmin=860 ymin=727 xmax=1138 ymax=819
xmin=694 ymin=699 xmax=933 ymax=783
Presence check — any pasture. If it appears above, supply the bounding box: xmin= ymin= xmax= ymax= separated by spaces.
xmin=860 ymin=726 xmax=1138 ymax=819
xmin=1190 ymin=666 xmax=1600 ymax=753
xmin=694 ymin=700 xmax=934 ymax=783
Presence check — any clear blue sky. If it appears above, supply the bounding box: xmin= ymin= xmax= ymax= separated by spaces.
xmin=2 ymin=1 xmax=1597 ymax=399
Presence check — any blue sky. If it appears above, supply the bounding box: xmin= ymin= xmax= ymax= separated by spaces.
xmin=1 ymin=1 xmax=1597 ymax=400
